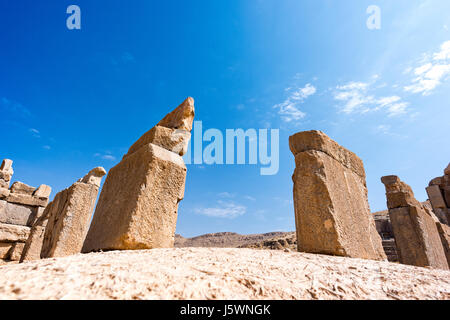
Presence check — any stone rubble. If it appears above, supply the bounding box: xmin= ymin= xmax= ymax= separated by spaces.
xmin=0 ymin=159 xmax=51 ymax=262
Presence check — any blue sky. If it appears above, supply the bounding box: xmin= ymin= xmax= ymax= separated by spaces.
xmin=1 ymin=1 xmax=449 ymax=237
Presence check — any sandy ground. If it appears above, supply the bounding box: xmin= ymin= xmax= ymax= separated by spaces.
xmin=0 ymin=248 xmax=449 ymax=300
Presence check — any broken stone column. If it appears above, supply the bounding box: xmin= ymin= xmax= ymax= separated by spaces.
xmin=82 ymin=97 xmax=194 ymax=252
xmin=381 ymin=175 xmax=449 ymax=270
xmin=20 ymin=167 xmax=105 ymax=261
xmin=289 ymin=130 xmax=386 ymax=261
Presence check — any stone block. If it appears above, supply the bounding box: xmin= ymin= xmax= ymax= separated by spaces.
xmin=290 ymin=132 xmax=385 ymax=261
xmin=0 ymin=200 xmax=38 ymax=226
xmin=0 ymin=223 xmax=30 ymax=242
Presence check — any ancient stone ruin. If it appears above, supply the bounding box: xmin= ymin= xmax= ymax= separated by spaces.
xmin=0 ymin=159 xmax=51 ymax=261
xmin=289 ymin=130 xmax=386 ymax=261
xmin=373 ymin=210 xmax=399 ymax=262
xmin=20 ymin=167 xmax=106 ymax=261
xmin=381 ymin=175 xmax=449 ymax=270
xmin=82 ymin=97 xmax=194 ymax=252
xmin=426 ymin=163 xmax=450 ymax=225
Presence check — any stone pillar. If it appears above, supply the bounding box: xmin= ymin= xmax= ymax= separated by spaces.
xmin=20 ymin=167 xmax=105 ymax=261
xmin=381 ymin=175 xmax=449 ymax=270
xmin=289 ymin=130 xmax=386 ymax=261
xmin=82 ymin=97 xmax=194 ymax=252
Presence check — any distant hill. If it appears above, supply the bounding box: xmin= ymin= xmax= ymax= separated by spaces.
xmin=175 ymin=231 xmax=296 ymax=250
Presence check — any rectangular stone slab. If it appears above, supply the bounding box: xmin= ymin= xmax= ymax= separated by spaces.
xmin=436 ymin=222 xmax=450 ymax=267
xmin=6 ymin=193 xmax=48 ymax=207
xmin=0 ymin=223 xmax=30 ymax=242
xmin=82 ymin=143 xmax=187 ymax=252
xmin=289 ymin=130 xmax=365 ymax=179
xmin=0 ymin=200 xmax=38 ymax=226
xmin=292 ymin=150 xmax=386 ymax=261
xmin=426 ymin=185 xmax=447 ymax=209
xmin=389 ymin=206 xmax=449 ymax=270
xmin=40 ymin=182 xmax=99 ymax=258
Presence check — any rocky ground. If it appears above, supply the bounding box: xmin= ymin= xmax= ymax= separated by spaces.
xmin=0 ymin=248 xmax=449 ymax=300
xmin=175 ymin=231 xmax=296 ymax=250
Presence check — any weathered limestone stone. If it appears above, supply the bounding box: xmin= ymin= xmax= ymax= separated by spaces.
xmin=429 ymin=177 xmax=444 ymax=187
xmin=436 ymin=222 xmax=450 ymax=267
xmin=77 ymin=167 xmax=107 ymax=187
xmin=0 ymin=188 xmax=10 ymax=200
xmin=426 ymin=185 xmax=447 ymax=209
xmin=8 ymin=242 xmax=25 ymax=261
xmin=0 ymin=159 xmax=13 ymax=188
xmin=20 ymin=200 xmax=56 ymax=262
xmin=382 ymin=176 xmax=449 ymax=270
xmin=289 ymin=130 xmax=365 ymax=180
xmin=0 ymin=223 xmax=30 ymax=242
xmin=445 ymin=163 xmax=450 ymax=175
xmin=0 ymin=159 xmax=13 ymax=174
xmin=83 ymin=144 xmax=187 ymax=252
xmin=33 ymin=184 xmax=52 ymax=199
xmin=10 ymin=182 xmax=35 ymax=195
xmin=0 ymin=243 xmax=13 ymax=259
xmin=444 ymin=186 xmax=450 ymax=207
xmin=0 ymin=200 xmax=38 ymax=226
xmin=6 ymin=193 xmax=48 ymax=207
xmin=82 ymin=99 xmax=194 ymax=253
xmin=125 ymin=126 xmax=191 ymax=158
xmin=39 ymin=167 xmax=106 ymax=259
xmin=157 ymin=97 xmax=195 ymax=131
xmin=290 ymin=131 xmax=386 ymax=261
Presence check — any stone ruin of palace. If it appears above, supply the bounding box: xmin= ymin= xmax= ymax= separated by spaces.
xmin=1 ymin=97 xmax=449 ymax=271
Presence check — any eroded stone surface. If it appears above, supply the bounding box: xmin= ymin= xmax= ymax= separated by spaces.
xmin=290 ymin=131 xmax=385 ymax=261
xmin=382 ymin=176 xmax=449 ymax=270
xmin=6 ymin=193 xmax=48 ymax=207
xmin=436 ymin=222 xmax=450 ymax=267
xmin=82 ymin=99 xmax=194 ymax=253
xmin=0 ymin=200 xmax=38 ymax=226
xmin=10 ymin=182 xmax=35 ymax=196
xmin=157 ymin=97 xmax=195 ymax=131
xmin=82 ymin=144 xmax=187 ymax=252
xmin=125 ymin=126 xmax=191 ymax=157
xmin=33 ymin=185 xmax=52 ymax=199
xmin=78 ymin=167 xmax=106 ymax=188
xmin=0 ymin=223 xmax=30 ymax=243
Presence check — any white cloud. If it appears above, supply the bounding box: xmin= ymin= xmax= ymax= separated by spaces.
xmin=218 ymin=192 xmax=235 ymax=198
xmin=94 ymin=153 xmax=116 ymax=161
xmin=273 ymin=83 xmax=316 ymax=122
xmin=195 ymin=200 xmax=246 ymax=219
xmin=29 ymin=128 xmax=41 ymax=138
xmin=334 ymin=80 xmax=408 ymax=117
xmin=43 ymin=145 xmax=51 ymax=150
xmin=244 ymin=195 xmax=256 ymax=201
xmin=404 ymin=40 xmax=450 ymax=95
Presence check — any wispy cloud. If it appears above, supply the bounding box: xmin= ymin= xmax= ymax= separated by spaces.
xmin=29 ymin=128 xmax=41 ymax=138
xmin=218 ymin=192 xmax=236 ymax=198
xmin=273 ymin=83 xmax=316 ymax=122
xmin=404 ymin=40 xmax=450 ymax=95
xmin=194 ymin=200 xmax=246 ymax=219
xmin=94 ymin=152 xmax=116 ymax=161
xmin=334 ymin=79 xmax=408 ymax=117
